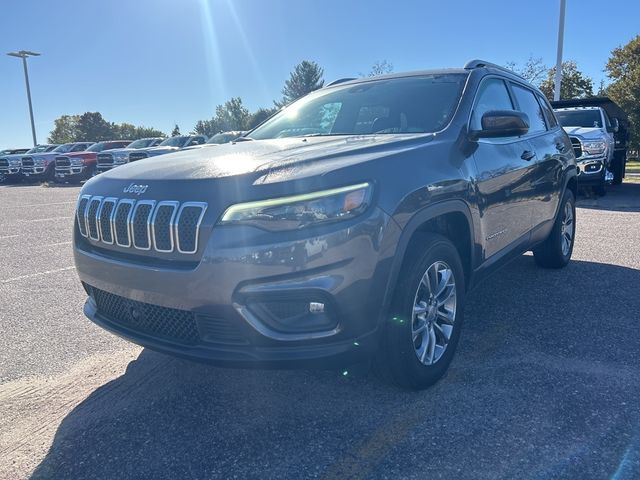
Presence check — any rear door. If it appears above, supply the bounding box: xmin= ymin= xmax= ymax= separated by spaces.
xmin=509 ymin=83 xmax=564 ymax=228
xmin=470 ymin=77 xmax=537 ymax=259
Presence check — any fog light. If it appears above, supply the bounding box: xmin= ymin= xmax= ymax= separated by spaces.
xmin=244 ymin=295 xmax=337 ymax=334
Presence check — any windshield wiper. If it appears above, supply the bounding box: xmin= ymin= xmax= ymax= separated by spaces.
xmin=233 ymin=137 xmax=254 ymax=142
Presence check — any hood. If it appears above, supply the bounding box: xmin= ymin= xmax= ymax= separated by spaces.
xmin=97 ymin=134 xmax=433 ymax=184
xmin=28 ymin=152 xmax=59 ymax=162
xmin=562 ymin=126 xmax=607 ymax=139
xmin=0 ymin=152 xmax=29 ymax=161
xmin=61 ymin=151 xmax=96 ymax=158
xmin=143 ymin=145 xmax=182 ymax=156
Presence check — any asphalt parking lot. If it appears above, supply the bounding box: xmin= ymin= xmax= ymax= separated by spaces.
xmin=1 ymin=182 xmax=639 ymax=479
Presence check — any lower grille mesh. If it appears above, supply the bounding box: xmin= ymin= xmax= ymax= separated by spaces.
xmin=89 ymin=286 xmax=247 ymax=346
xmin=91 ymin=287 xmax=200 ymax=345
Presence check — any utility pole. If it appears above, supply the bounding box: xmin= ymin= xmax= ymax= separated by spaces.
xmin=7 ymin=50 xmax=41 ymax=146
xmin=554 ymin=0 xmax=566 ymax=101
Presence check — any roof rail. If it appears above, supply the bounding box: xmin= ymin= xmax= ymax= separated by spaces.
xmin=464 ymin=59 xmax=525 ymax=79
xmin=325 ymin=77 xmax=357 ymax=87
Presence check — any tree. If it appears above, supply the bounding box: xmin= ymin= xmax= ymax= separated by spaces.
xmin=74 ymin=112 xmax=114 ymax=141
xmin=193 ymin=118 xmax=222 ymax=137
xmin=215 ymin=97 xmax=250 ymax=131
xmin=246 ymin=107 xmax=279 ymax=129
xmin=505 ymin=56 xmax=547 ymax=85
xmin=48 ymin=112 xmax=164 ymax=143
xmin=49 ymin=115 xmax=80 ymax=143
xmin=605 ymin=35 xmax=640 ymax=148
xmin=171 ymin=124 xmax=181 ymax=136
xmin=367 ymin=60 xmax=394 ymax=77
xmin=539 ymin=61 xmax=594 ymax=100
xmin=277 ymin=60 xmax=324 ymax=107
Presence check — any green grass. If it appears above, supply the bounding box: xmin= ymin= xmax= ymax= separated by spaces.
xmin=627 ymin=160 xmax=640 ymax=174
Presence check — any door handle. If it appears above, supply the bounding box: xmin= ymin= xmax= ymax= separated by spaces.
xmin=521 ymin=150 xmax=536 ymax=161
xmin=555 ymin=142 xmax=566 ymax=152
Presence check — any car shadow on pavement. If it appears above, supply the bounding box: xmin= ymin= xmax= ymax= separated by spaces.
xmin=30 ymin=256 xmax=640 ymax=479
xmin=576 ymin=182 xmax=640 ymax=212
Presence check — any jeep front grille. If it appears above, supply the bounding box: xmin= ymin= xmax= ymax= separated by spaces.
xmin=569 ymin=137 xmax=582 ymax=159
xmin=129 ymin=152 xmax=148 ymax=162
xmin=55 ymin=156 xmax=71 ymax=167
xmin=77 ymin=195 xmax=207 ymax=254
xmin=21 ymin=157 xmax=34 ymax=167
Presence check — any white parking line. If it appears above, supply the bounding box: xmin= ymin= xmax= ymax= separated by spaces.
xmin=41 ymin=241 xmax=72 ymax=247
xmin=1 ymin=266 xmax=75 ymax=284
xmin=0 ymin=216 xmax=73 ymax=227
xmin=0 ymin=234 xmax=21 ymax=240
xmin=0 ymin=201 xmax=76 ymax=209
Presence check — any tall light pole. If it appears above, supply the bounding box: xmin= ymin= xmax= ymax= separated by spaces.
xmin=554 ymin=0 xmax=566 ymax=101
xmin=7 ymin=50 xmax=40 ymax=146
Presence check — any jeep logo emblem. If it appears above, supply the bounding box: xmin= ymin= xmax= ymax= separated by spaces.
xmin=123 ymin=183 xmax=149 ymax=195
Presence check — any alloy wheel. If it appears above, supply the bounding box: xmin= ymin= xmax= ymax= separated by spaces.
xmin=411 ymin=261 xmax=457 ymax=366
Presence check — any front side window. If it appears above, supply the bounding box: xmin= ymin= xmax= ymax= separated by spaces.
xmin=249 ymin=74 xmax=467 ymax=139
xmin=511 ymin=84 xmax=547 ymax=134
xmin=470 ymin=78 xmax=514 ymax=131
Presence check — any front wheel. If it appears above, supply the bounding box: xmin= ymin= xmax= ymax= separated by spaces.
xmin=533 ymin=190 xmax=576 ymax=269
xmin=375 ymin=233 xmax=465 ymax=390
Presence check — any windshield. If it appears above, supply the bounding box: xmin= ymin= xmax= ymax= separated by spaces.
xmin=158 ymin=136 xmax=187 ymax=148
xmin=52 ymin=143 xmax=76 ymax=153
xmin=556 ymin=110 xmax=602 ymax=128
xmin=249 ymin=74 xmax=467 ymax=140
xmin=127 ymin=138 xmax=157 ymax=149
xmin=207 ymin=132 xmax=240 ymax=144
xmin=26 ymin=145 xmax=54 ymax=154
xmin=86 ymin=143 xmax=108 ymax=152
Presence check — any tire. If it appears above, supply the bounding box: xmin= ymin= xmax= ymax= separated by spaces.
xmin=612 ymin=154 xmax=624 ymax=185
xmin=533 ymin=190 xmax=575 ymax=269
xmin=375 ymin=233 xmax=465 ymax=390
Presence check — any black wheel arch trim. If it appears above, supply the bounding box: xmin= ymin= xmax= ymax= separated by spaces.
xmin=380 ymin=199 xmax=476 ymax=324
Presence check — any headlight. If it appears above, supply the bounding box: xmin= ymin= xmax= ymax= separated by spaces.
xmin=9 ymin=159 xmax=20 ymax=166
xmin=219 ymin=182 xmax=372 ymax=231
xmin=114 ymin=153 xmax=128 ymax=163
xmin=71 ymin=158 xmax=83 ymax=166
xmin=582 ymin=141 xmax=606 ymax=155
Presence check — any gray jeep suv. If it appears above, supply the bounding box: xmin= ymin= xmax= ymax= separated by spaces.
xmin=73 ymin=60 xmax=577 ymax=389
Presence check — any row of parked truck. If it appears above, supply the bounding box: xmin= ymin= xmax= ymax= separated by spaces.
xmin=0 ymin=131 xmax=244 ymax=184
xmin=0 ymin=97 xmax=630 ymax=193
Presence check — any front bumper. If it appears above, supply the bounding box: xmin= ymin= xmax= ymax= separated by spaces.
xmin=74 ymin=206 xmax=396 ymax=369
xmin=55 ymin=165 xmax=90 ymax=181
xmin=576 ymin=157 xmax=606 ymax=187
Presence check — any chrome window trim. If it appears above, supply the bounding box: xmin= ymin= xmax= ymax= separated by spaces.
xmin=175 ymin=202 xmax=208 ymax=254
xmin=131 ymin=200 xmax=156 ymax=251
xmin=77 ymin=194 xmax=91 ymax=238
xmin=97 ymin=197 xmax=118 ymax=245
xmin=151 ymin=200 xmax=179 ymax=253
xmin=113 ymin=199 xmax=136 ymax=248
xmin=86 ymin=196 xmax=104 ymax=241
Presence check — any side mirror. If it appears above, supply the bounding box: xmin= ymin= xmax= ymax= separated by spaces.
xmin=471 ymin=110 xmax=530 ymax=139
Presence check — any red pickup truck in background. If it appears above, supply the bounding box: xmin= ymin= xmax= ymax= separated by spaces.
xmin=54 ymin=140 xmax=131 ymax=183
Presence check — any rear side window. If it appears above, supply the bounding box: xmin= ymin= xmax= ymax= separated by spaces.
xmin=536 ymin=94 xmax=558 ymax=128
xmin=470 ymin=78 xmax=514 ymax=131
xmin=511 ymin=84 xmax=547 ymax=134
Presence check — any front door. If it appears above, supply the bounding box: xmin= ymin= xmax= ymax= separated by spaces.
xmin=470 ymin=77 xmax=536 ymax=259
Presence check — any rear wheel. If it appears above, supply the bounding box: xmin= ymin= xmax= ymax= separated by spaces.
xmin=533 ymin=190 xmax=575 ymax=269
xmin=375 ymin=233 xmax=465 ymax=390
xmin=611 ymin=154 xmax=625 ymax=185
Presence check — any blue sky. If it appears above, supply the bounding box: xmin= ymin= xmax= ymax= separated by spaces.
xmin=1 ymin=0 xmax=639 ymax=149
